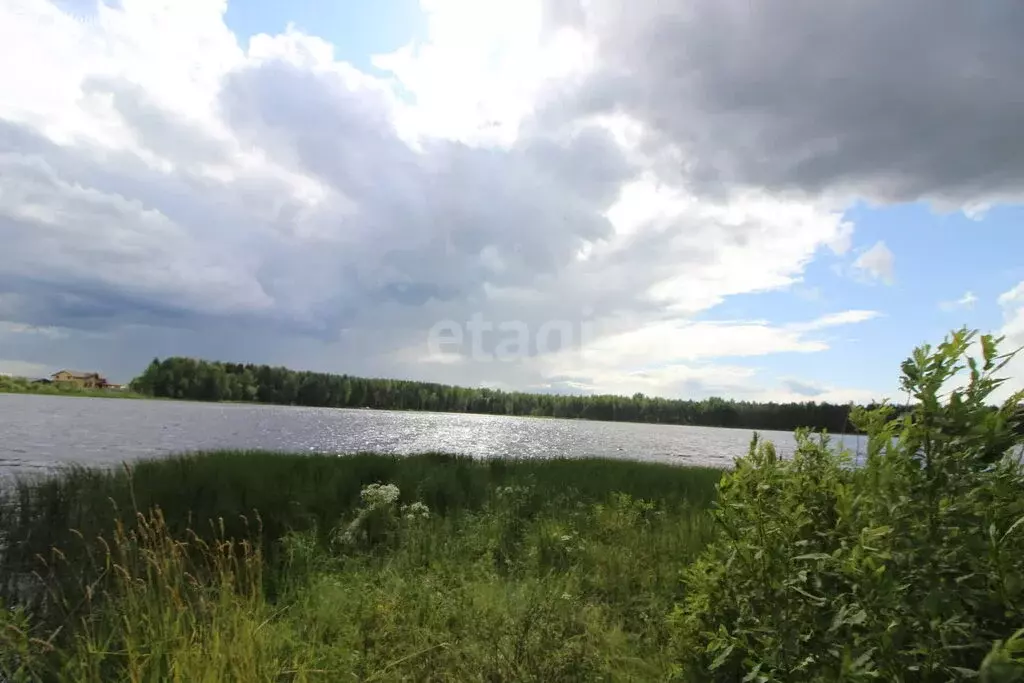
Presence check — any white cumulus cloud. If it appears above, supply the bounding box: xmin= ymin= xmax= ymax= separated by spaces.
xmin=852 ymin=241 xmax=896 ymax=285
xmin=995 ymin=282 xmax=1024 ymax=402
xmin=940 ymin=291 xmax=979 ymax=312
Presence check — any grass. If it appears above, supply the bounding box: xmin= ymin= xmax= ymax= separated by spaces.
xmin=0 ymin=376 xmax=149 ymax=400
xmin=0 ymin=450 xmax=724 ymax=682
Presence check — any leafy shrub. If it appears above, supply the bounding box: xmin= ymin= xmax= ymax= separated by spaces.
xmin=672 ymin=329 xmax=1024 ymax=681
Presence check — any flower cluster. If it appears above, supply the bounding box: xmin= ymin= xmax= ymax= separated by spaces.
xmin=360 ymin=483 xmax=400 ymax=508
xmin=495 ymin=485 xmax=532 ymax=500
xmin=333 ymin=482 xmax=430 ymax=550
xmin=401 ymin=501 xmax=430 ymax=521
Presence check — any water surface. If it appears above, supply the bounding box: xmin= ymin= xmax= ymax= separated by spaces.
xmin=0 ymin=394 xmax=865 ymax=477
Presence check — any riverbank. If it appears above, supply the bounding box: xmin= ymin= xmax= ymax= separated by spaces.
xmin=0 ymin=375 xmax=149 ymax=400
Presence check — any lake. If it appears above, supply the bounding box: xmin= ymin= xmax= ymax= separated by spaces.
xmin=0 ymin=393 xmax=867 ymax=477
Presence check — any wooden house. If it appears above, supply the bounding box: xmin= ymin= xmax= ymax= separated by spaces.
xmin=50 ymin=370 xmax=108 ymax=389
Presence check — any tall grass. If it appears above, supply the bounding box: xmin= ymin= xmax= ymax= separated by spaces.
xmin=0 ymin=452 xmax=722 ymax=681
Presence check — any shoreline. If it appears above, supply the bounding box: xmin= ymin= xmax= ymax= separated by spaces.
xmin=0 ymin=388 xmax=866 ymax=435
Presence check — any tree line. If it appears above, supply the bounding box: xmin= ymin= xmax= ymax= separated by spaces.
xmin=128 ymin=356 xmax=897 ymax=433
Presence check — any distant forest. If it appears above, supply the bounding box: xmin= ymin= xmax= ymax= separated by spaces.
xmin=130 ymin=357 xmax=894 ymax=433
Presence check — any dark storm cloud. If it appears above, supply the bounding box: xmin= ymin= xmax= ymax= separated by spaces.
xmin=0 ymin=52 xmax=639 ymax=357
xmin=546 ymin=0 xmax=1024 ymax=205
xmin=0 ymin=121 xmax=277 ymax=330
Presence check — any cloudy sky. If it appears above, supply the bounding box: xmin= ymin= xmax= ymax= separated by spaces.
xmin=1 ymin=0 xmax=1023 ymax=404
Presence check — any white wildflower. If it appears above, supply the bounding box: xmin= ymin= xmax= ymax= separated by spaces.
xmin=496 ymin=484 xmax=531 ymax=499
xmin=360 ymin=483 xmax=400 ymax=508
xmin=401 ymin=501 xmax=430 ymax=520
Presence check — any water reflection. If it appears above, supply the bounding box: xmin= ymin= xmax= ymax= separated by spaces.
xmin=0 ymin=394 xmax=865 ymax=477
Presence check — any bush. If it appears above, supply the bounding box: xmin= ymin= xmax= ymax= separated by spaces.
xmin=672 ymin=329 xmax=1024 ymax=681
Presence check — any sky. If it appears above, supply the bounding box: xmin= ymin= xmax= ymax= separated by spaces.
xmin=1 ymin=0 xmax=1023 ymax=405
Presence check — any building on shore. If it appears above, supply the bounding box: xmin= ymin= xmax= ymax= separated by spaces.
xmin=50 ymin=370 xmax=109 ymax=389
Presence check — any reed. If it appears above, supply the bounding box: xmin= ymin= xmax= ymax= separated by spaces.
xmin=0 ymin=452 xmax=722 ymax=681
